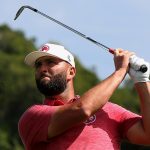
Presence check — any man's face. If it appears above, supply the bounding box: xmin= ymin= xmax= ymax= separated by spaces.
xmin=35 ymin=56 xmax=68 ymax=97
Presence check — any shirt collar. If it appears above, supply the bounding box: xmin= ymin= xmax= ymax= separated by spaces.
xmin=43 ymin=95 xmax=80 ymax=106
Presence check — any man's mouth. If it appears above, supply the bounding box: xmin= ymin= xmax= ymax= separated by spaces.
xmin=40 ymin=75 xmax=51 ymax=82
xmin=41 ymin=76 xmax=50 ymax=80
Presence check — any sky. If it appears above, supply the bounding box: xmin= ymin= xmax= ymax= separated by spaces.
xmin=0 ymin=0 xmax=150 ymax=80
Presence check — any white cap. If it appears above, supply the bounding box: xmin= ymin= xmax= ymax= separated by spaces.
xmin=24 ymin=43 xmax=75 ymax=67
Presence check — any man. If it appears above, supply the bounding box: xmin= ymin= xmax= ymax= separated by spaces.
xmin=18 ymin=43 xmax=150 ymax=150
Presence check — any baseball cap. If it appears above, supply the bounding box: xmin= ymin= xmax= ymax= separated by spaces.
xmin=24 ymin=43 xmax=75 ymax=67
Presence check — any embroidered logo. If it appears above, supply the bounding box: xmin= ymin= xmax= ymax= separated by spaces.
xmin=84 ymin=114 xmax=96 ymax=125
xmin=41 ymin=45 xmax=49 ymax=52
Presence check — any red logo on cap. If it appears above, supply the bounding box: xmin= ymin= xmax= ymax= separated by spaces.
xmin=41 ymin=45 xmax=49 ymax=52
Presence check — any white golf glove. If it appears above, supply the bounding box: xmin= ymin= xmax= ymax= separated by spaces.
xmin=129 ymin=55 xmax=150 ymax=83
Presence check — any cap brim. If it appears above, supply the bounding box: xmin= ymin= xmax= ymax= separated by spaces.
xmin=24 ymin=51 xmax=60 ymax=67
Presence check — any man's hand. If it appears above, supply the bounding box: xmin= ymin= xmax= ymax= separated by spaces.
xmin=114 ymin=49 xmax=135 ymax=73
xmin=129 ymin=55 xmax=150 ymax=83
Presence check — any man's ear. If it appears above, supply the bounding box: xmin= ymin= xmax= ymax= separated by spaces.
xmin=67 ymin=67 xmax=76 ymax=80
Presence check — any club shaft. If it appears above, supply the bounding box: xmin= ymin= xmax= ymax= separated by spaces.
xmin=14 ymin=5 xmax=114 ymax=53
xmin=14 ymin=5 xmax=147 ymax=73
xmin=37 ymin=10 xmax=113 ymax=52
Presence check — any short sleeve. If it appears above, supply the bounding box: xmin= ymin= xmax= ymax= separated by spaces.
xmin=104 ymin=102 xmax=141 ymax=139
xmin=119 ymin=108 xmax=141 ymax=139
xmin=18 ymin=105 xmax=55 ymax=146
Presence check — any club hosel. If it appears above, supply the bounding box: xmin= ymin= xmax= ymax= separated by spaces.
xmin=26 ymin=6 xmax=38 ymax=12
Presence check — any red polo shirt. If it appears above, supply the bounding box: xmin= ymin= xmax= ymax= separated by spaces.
xmin=18 ymin=98 xmax=141 ymax=150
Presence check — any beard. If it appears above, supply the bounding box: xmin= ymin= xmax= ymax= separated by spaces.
xmin=35 ymin=72 xmax=67 ymax=97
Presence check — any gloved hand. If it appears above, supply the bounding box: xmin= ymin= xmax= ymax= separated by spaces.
xmin=129 ymin=55 xmax=150 ymax=83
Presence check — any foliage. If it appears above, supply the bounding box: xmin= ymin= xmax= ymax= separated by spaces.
xmin=0 ymin=24 xmax=149 ymax=150
xmin=74 ymin=58 xmax=99 ymax=95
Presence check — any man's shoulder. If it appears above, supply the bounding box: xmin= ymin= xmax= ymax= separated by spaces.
xmin=101 ymin=102 xmax=140 ymax=121
xmin=103 ymin=102 xmax=125 ymax=110
xmin=19 ymin=104 xmax=54 ymax=126
xmin=101 ymin=102 xmax=129 ymax=119
xmin=21 ymin=104 xmax=53 ymax=117
xmin=18 ymin=104 xmax=54 ymax=146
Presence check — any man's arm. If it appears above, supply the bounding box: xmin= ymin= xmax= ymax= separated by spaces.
xmin=48 ymin=69 xmax=126 ymax=138
xmin=48 ymin=49 xmax=133 ymax=138
xmin=126 ymin=82 xmax=150 ymax=145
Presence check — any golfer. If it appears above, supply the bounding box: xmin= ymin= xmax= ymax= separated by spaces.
xmin=18 ymin=43 xmax=150 ymax=150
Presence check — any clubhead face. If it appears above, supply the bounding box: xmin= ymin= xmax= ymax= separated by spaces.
xmin=14 ymin=6 xmax=26 ymax=20
xmin=14 ymin=5 xmax=37 ymax=20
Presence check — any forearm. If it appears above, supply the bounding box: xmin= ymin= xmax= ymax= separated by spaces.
xmin=135 ymin=82 xmax=150 ymax=136
xmin=78 ymin=69 xmax=126 ymax=116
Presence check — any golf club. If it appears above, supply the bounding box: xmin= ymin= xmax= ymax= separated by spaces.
xmin=14 ymin=5 xmax=148 ymax=73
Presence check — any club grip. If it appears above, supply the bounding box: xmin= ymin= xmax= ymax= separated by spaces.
xmin=109 ymin=48 xmax=115 ymax=54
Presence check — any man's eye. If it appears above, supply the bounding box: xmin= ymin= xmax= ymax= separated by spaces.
xmin=47 ymin=60 xmax=53 ymax=63
xmin=35 ymin=62 xmax=42 ymax=68
xmin=47 ymin=60 xmax=57 ymax=64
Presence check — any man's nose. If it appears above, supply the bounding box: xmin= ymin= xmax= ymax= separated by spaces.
xmin=39 ymin=64 xmax=49 ymax=72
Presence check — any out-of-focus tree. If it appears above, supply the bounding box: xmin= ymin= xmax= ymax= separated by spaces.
xmin=0 ymin=24 xmax=149 ymax=150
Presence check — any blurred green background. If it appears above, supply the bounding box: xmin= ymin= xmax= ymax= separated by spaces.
xmin=0 ymin=24 xmax=150 ymax=150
